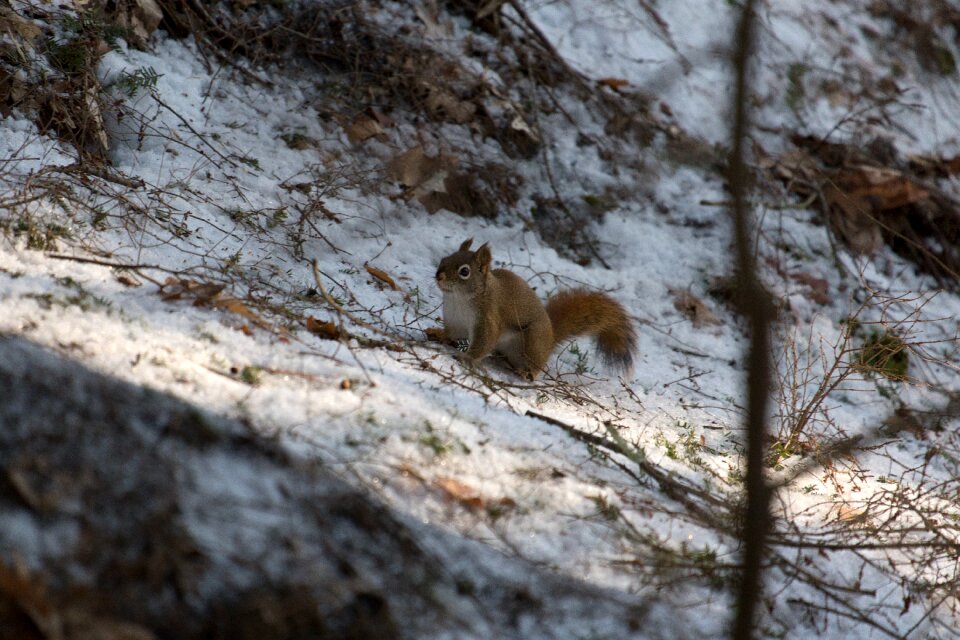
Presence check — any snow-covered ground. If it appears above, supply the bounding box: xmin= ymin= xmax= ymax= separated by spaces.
xmin=2 ymin=0 xmax=960 ymax=637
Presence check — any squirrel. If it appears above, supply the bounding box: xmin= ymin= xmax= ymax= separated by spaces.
xmin=435 ymin=238 xmax=637 ymax=379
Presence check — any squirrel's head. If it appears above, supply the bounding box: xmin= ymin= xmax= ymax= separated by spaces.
xmin=436 ymin=238 xmax=491 ymax=294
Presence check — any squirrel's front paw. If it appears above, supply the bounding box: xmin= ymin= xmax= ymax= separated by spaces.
xmin=453 ymin=338 xmax=470 ymax=352
xmin=517 ymin=368 xmax=539 ymax=381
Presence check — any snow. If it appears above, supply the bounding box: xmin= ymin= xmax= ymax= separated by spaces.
xmin=2 ymin=0 xmax=960 ymax=636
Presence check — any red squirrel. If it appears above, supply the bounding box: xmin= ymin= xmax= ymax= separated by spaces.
xmin=435 ymin=239 xmax=637 ymax=379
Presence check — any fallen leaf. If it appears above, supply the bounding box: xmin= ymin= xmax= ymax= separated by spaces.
xmin=820 ymin=165 xmax=929 ymax=256
xmin=211 ymin=297 xmax=258 ymax=322
xmin=435 ymin=477 xmax=484 ymax=510
xmin=433 ymin=477 xmax=517 ymax=514
xmin=159 ymin=278 xmax=224 ymax=302
xmin=425 ymin=87 xmax=476 ymax=124
xmin=344 ymin=113 xmax=385 ymax=144
xmin=790 ymin=272 xmax=830 ymax=305
xmin=0 ymin=7 xmax=42 ymax=42
xmin=386 ymin=145 xmax=453 ymax=189
xmin=115 ymin=273 xmax=141 ymax=288
xmin=415 ymin=2 xmax=452 ymax=36
xmin=305 ymin=316 xmax=341 ymax=340
xmin=597 ymin=77 xmax=629 ymax=91
xmin=836 ymin=503 xmax=868 ymax=524
xmin=669 ymin=289 xmax=721 ymax=328
xmin=364 ymin=263 xmax=400 ymax=291
xmin=387 ymin=146 xmax=502 ymax=215
xmin=839 ymin=166 xmax=928 ymax=211
xmin=130 ymin=0 xmax=163 ymax=41
xmin=908 ymin=153 xmax=960 ymax=178
xmin=159 ymin=278 xmax=272 ymax=331
xmin=354 ymin=106 xmax=394 ymax=130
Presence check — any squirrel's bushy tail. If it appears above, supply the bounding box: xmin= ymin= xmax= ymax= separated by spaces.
xmin=545 ymin=289 xmax=637 ymax=373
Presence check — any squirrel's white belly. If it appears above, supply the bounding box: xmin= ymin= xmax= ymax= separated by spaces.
xmin=442 ymin=292 xmax=476 ymax=341
xmin=495 ymin=328 xmax=520 ymax=355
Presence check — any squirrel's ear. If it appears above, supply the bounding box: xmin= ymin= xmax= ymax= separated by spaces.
xmin=459 ymin=238 xmax=473 ymax=251
xmin=475 ymin=243 xmax=492 ymax=271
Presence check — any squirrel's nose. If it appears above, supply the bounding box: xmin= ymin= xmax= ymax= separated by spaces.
xmin=436 ymin=271 xmax=445 ymax=281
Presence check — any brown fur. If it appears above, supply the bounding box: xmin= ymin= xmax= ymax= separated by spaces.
xmin=546 ymin=289 xmax=637 ymax=372
xmin=437 ymin=240 xmax=637 ymax=378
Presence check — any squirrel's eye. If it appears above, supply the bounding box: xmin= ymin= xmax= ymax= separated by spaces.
xmin=458 ymin=265 xmax=471 ymax=279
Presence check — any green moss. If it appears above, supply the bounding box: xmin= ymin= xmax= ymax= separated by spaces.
xmin=240 ymin=366 xmax=263 ymax=386
xmin=856 ymin=330 xmax=908 ymax=380
xmin=419 ymin=433 xmax=450 ymax=456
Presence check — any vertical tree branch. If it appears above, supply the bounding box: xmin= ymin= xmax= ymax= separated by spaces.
xmin=729 ymin=1 xmax=774 ymax=639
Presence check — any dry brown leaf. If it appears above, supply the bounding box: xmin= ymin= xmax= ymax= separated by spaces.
xmin=769 ymin=149 xmax=820 ymax=183
xmin=908 ymin=153 xmax=960 ymax=178
xmin=836 ymin=503 xmax=868 ymax=524
xmin=670 ymin=289 xmax=721 ymax=328
xmin=210 ymin=297 xmax=260 ymax=323
xmin=820 ymin=166 xmax=929 ymax=255
xmin=597 ymin=77 xmax=629 ymax=91
xmin=115 ymin=274 xmax=141 ymax=288
xmin=130 ymin=0 xmax=163 ymax=41
xmin=425 ymin=88 xmax=476 ymax=124
xmin=823 ymin=188 xmax=884 ymax=254
xmin=435 ymin=477 xmax=484 ymax=510
xmin=305 ymin=316 xmax=341 ymax=340
xmin=364 ymin=263 xmax=400 ymax=291
xmin=369 ymin=108 xmax=394 ymax=128
xmin=387 ymin=146 xmax=498 ymax=215
xmin=0 ymin=7 xmax=42 ymax=41
xmin=823 ymin=166 xmax=928 ymax=215
xmin=839 ymin=166 xmax=928 ymax=210
xmin=159 ymin=278 xmax=273 ymax=331
xmin=159 ymin=278 xmax=225 ymax=302
xmin=345 ymin=114 xmax=385 ymax=144
xmin=434 ymin=477 xmax=517 ymax=513
xmin=386 ymin=145 xmax=452 ymax=189
xmin=790 ymin=272 xmax=830 ymax=305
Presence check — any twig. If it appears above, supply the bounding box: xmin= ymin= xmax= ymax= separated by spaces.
xmin=49 ymin=162 xmax=145 ymax=189
xmin=45 ymin=253 xmax=171 ymax=273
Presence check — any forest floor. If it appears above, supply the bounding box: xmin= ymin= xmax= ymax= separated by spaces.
xmin=2 ymin=0 xmax=960 ymax=637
